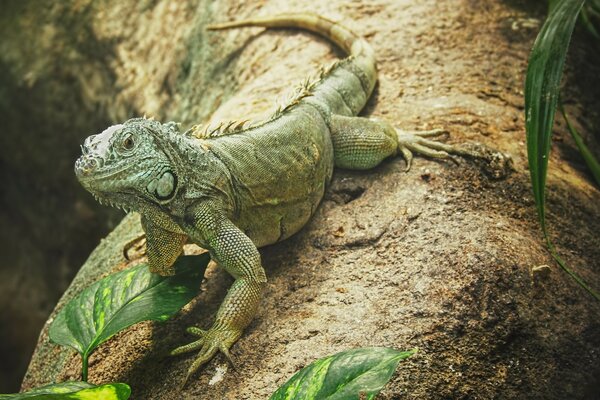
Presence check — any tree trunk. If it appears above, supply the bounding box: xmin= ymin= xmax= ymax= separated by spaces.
xmin=7 ymin=0 xmax=600 ymax=398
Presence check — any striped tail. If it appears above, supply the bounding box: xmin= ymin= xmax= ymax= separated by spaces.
xmin=207 ymin=13 xmax=378 ymax=115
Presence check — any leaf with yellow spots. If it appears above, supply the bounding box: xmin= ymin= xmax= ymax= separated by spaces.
xmin=49 ymin=254 xmax=209 ymax=381
xmin=270 ymin=347 xmax=416 ymax=400
xmin=0 ymin=382 xmax=130 ymax=399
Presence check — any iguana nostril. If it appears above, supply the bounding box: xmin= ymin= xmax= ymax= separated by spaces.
xmin=74 ymin=155 xmax=100 ymax=177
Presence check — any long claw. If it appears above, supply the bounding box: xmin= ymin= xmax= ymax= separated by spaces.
xmin=182 ymin=342 xmax=218 ymax=387
xmin=448 ymin=155 xmax=460 ymax=166
xmin=398 ymin=146 xmax=414 ymax=172
xmin=180 ymin=371 xmax=192 ymax=389
xmin=219 ymin=344 xmax=237 ymax=371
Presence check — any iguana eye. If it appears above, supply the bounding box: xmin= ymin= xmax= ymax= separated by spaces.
xmin=122 ymin=134 xmax=135 ymax=150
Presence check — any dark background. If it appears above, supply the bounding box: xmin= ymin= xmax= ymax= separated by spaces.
xmin=0 ymin=1 xmax=121 ymax=390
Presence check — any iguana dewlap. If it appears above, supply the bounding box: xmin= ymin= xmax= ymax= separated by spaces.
xmin=74 ymin=13 xmax=509 ymax=384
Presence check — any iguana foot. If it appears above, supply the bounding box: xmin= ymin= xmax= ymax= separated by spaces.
xmin=396 ymin=128 xmax=455 ymax=171
xmin=122 ymin=233 xmax=146 ymax=260
xmin=396 ymin=128 xmax=512 ymax=178
xmin=171 ymin=325 xmax=240 ymax=386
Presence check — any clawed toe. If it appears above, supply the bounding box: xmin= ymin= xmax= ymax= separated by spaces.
xmin=409 ymin=128 xmax=449 ymax=139
xmin=397 ymin=131 xmax=457 ymax=171
xmin=170 ymin=338 xmax=204 ymax=356
xmin=173 ymin=325 xmax=242 ymax=388
xmin=396 ymin=128 xmax=510 ymax=177
xmin=182 ymin=342 xmax=219 ymax=387
xmin=186 ymin=327 xmax=206 ymax=337
xmin=398 ymin=146 xmax=414 ymax=171
xmin=219 ymin=344 xmax=237 ymax=370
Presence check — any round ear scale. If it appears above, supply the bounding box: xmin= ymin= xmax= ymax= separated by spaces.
xmin=155 ymin=170 xmax=178 ymax=201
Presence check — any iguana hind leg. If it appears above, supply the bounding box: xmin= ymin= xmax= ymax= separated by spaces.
xmin=329 ymin=114 xmax=511 ymax=175
xmin=329 ymin=115 xmax=398 ymax=170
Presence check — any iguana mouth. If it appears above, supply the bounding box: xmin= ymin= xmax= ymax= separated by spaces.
xmin=74 ymin=155 xmax=130 ymax=181
xmin=75 ymin=155 xmax=132 ymax=211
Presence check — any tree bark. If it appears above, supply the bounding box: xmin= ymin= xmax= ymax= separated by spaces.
xmin=8 ymin=0 xmax=600 ymax=399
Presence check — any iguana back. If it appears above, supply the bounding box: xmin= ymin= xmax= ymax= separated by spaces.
xmin=201 ymin=14 xmax=378 ymax=246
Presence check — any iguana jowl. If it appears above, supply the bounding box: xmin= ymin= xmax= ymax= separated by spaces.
xmin=74 ymin=13 xmax=508 ymax=383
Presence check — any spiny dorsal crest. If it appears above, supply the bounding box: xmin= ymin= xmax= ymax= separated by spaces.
xmin=183 ymin=57 xmax=354 ymax=136
xmin=271 ymin=74 xmax=318 ymax=118
xmin=270 ymin=58 xmax=349 ymax=118
xmin=186 ymin=119 xmax=250 ymax=139
xmin=318 ymin=58 xmax=345 ymax=79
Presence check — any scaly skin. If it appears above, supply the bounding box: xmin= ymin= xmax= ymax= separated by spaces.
xmin=74 ymin=13 xmax=510 ymax=384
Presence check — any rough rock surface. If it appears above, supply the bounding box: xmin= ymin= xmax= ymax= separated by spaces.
xmin=17 ymin=0 xmax=600 ymax=399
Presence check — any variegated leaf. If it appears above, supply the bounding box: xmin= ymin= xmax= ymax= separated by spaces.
xmin=0 ymin=382 xmax=130 ymax=400
xmin=49 ymin=254 xmax=209 ymax=380
xmin=270 ymin=347 xmax=416 ymax=400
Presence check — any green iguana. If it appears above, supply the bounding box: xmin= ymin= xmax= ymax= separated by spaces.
xmin=74 ymin=13 xmax=510 ymax=384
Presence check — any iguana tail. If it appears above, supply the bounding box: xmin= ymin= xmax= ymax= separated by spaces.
xmin=207 ymin=13 xmax=377 ymax=115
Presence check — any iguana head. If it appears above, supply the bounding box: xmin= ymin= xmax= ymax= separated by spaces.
xmin=75 ymin=118 xmax=183 ymax=211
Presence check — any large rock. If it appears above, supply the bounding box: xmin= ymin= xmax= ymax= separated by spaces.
xmin=19 ymin=0 xmax=600 ymax=399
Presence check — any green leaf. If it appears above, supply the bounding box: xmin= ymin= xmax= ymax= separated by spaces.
xmin=0 ymin=382 xmax=93 ymax=399
xmin=548 ymin=0 xmax=561 ymax=13
xmin=580 ymin=6 xmax=600 ymax=38
xmin=0 ymin=382 xmax=130 ymax=400
xmin=560 ymin=103 xmax=600 ymax=186
xmin=525 ymin=0 xmax=585 ymax=235
xmin=49 ymin=254 xmax=209 ymax=380
xmin=270 ymin=347 xmax=416 ymax=400
xmin=525 ymin=0 xmax=600 ymax=301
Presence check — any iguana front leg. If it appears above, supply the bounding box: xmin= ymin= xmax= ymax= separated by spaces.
xmin=171 ymin=201 xmax=267 ymax=385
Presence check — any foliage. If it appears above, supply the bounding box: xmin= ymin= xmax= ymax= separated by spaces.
xmin=0 ymin=382 xmax=130 ymax=400
xmin=525 ymin=0 xmax=600 ymax=300
xmin=560 ymin=103 xmax=600 ymax=185
xmin=269 ymin=347 xmax=416 ymax=400
xmin=49 ymin=254 xmax=209 ymax=380
xmin=578 ymin=0 xmax=600 ymax=37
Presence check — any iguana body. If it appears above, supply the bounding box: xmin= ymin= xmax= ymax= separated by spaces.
xmin=75 ymin=13 xmax=506 ymax=383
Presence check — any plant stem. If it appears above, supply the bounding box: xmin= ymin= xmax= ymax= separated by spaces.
xmin=82 ymin=353 xmax=89 ymax=382
xmin=545 ymin=236 xmax=600 ymax=301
